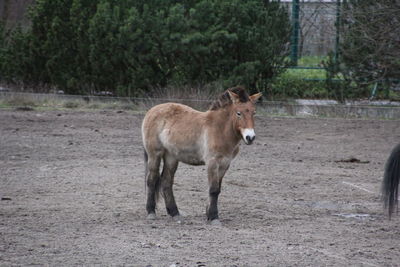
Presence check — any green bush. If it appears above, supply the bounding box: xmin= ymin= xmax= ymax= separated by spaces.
xmin=0 ymin=0 xmax=291 ymax=96
xmin=270 ymin=67 xmax=328 ymax=100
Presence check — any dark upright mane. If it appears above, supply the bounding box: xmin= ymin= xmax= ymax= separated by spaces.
xmin=209 ymin=87 xmax=250 ymax=110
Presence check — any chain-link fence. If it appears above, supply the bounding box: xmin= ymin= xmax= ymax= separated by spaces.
xmin=281 ymin=0 xmax=341 ymax=67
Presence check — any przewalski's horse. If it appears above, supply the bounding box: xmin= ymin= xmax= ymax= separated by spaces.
xmin=142 ymin=87 xmax=262 ymax=224
xmin=382 ymin=143 xmax=400 ymax=219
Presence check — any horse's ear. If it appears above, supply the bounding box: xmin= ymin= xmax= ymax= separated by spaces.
xmin=249 ymin=92 xmax=262 ymax=104
xmin=227 ymin=90 xmax=240 ymax=104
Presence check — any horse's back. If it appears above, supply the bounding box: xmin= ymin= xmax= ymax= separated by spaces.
xmin=142 ymin=102 xmax=203 ymax=130
xmin=142 ymin=103 xmax=207 ymax=163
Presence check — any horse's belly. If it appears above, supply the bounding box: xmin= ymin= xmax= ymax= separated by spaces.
xmin=178 ymin=153 xmax=205 ymax=165
xmin=168 ymin=147 xmax=205 ymax=165
xmin=164 ymin=143 xmax=205 ymax=165
xmin=160 ymin=128 xmax=206 ymax=165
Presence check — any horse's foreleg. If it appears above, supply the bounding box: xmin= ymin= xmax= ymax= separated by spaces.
xmin=207 ymin=179 xmax=221 ymax=221
xmin=161 ymin=154 xmax=180 ymax=218
xmin=146 ymin=154 xmax=161 ymax=218
xmin=206 ymin=158 xmax=229 ymax=222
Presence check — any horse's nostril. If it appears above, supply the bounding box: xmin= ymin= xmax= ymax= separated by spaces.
xmin=246 ymin=135 xmax=255 ymax=143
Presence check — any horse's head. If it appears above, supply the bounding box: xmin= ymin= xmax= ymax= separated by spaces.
xmin=228 ymin=89 xmax=262 ymax=145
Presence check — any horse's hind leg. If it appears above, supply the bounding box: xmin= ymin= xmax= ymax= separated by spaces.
xmin=161 ymin=153 xmax=180 ymax=218
xmin=145 ymin=152 xmax=162 ymax=219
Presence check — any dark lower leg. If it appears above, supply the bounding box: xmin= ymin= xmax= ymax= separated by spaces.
xmin=206 ymin=159 xmax=227 ymax=221
xmin=161 ymin=176 xmax=179 ymax=217
xmin=207 ymin=187 xmax=220 ymax=221
xmin=146 ymin=190 xmax=156 ymax=215
xmin=145 ymin=155 xmax=161 ymax=215
xmin=161 ymin=158 xmax=179 ymax=217
xmin=162 ymin=185 xmax=179 ymax=217
xmin=146 ymin=170 xmax=159 ymax=215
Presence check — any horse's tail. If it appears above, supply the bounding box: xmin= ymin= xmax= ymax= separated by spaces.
xmin=382 ymin=143 xmax=400 ymax=219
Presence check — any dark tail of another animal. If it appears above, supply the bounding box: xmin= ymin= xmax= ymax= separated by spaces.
xmin=382 ymin=143 xmax=400 ymax=219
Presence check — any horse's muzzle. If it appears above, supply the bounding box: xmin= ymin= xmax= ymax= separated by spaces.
xmin=242 ymin=128 xmax=256 ymax=145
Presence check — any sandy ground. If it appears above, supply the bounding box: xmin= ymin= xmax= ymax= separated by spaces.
xmin=0 ymin=108 xmax=399 ymax=266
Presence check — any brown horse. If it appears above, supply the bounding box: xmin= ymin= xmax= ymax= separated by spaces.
xmin=141 ymin=87 xmax=262 ymax=224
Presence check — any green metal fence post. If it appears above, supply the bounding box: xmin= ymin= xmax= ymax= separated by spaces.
xmin=290 ymin=0 xmax=300 ymax=66
xmin=334 ymin=0 xmax=341 ymax=63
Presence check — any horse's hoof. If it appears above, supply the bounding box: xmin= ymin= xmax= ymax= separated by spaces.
xmin=147 ymin=213 xmax=156 ymax=220
xmin=172 ymin=215 xmax=183 ymax=224
xmin=209 ymin=219 xmax=222 ymax=226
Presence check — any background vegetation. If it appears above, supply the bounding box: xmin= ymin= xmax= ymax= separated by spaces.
xmin=339 ymin=0 xmax=400 ymax=100
xmin=0 ymin=0 xmax=399 ymax=102
xmin=0 ymin=0 xmax=290 ymax=96
xmin=272 ymin=0 xmax=400 ymax=102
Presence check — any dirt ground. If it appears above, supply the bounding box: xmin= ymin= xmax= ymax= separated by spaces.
xmin=0 ymin=108 xmax=399 ymax=266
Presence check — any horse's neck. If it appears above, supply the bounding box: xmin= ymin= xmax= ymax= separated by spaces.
xmin=205 ymin=108 xmax=241 ymax=146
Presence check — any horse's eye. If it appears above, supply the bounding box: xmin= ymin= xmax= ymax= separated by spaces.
xmin=236 ymin=111 xmax=241 ymax=117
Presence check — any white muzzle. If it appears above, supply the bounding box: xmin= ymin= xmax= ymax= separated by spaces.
xmin=241 ymin=128 xmax=255 ymax=145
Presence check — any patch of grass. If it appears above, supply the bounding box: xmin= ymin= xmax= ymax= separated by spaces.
xmin=63 ymin=101 xmax=81 ymax=109
xmin=297 ymin=56 xmax=327 ymax=67
xmin=113 ymin=103 xmax=136 ymax=110
xmin=144 ymin=84 xmax=221 ymax=111
xmin=3 ymin=95 xmax=38 ymax=108
xmin=87 ymin=103 xmax=101 ymax=109
xmin=0 ymin=103 xmax=8 ymax=108
xmin=149 ymin=84 xmax=219 ymax=101
xmin=282 ymin=68 xmax=326 ymax=80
